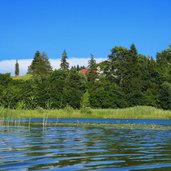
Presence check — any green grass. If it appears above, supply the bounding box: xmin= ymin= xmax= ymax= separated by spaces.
xmin=12 ymin=74 xmax=32 ymax=80
xmin=0 ymin=106 xmax=171 ymax=120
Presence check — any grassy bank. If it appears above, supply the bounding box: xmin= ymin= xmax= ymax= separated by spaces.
xmin=12 ymin=74 xmax=31 ymax=80
xmin=0 ymin=106 xmax=171 ymax=120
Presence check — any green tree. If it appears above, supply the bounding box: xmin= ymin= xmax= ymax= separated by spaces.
xmin=159 ymin=82 xmax=171 ymax=109
xmin=60 ymin=50 xmax=69 ymax=70
xmin=28 ymin=51 xmax=41 ymax=74
xmin=89 ymin=78 xmax=127 ymax=108
xmin=48 ymin=70 xmax=68 ymax=108
xmin=107 ymin=46 xmax=130 ymax=84
xmin=88 ymin=54 xmax=96 ymax=70
xmin=156 ymin=45 xmax=171 ymax=83
xmin=157 ymin=45 xmax=171 ymax=63
xmin=0 ymin=73 xmax=12 ymax=106
xmin=41 ymin=52 xmax=52 ymax=72
xmin=87 ymin=54 xmax=97 ymax=83
xmin=15 ymin=60 xmax=19 ymax=76
xmin=64 ymin=70 xmax=87 ymax=108
xmin=28 ymin=51 xmax=52 ymax=79
xmin=106 ymin=45 xmax=159 ymax=107
xmin=130 ymin=43 xmax=138 ymax=55
xmin=81 ymin=90 xmax=90 ymax=108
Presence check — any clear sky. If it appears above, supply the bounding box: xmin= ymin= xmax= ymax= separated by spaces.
xmin=0 ymin=0 xmax=171 ymax=60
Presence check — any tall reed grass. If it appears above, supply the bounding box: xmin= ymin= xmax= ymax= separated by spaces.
xmin=0 ymin=106 xmax=171 ymax=130
xmin=0 ymin=106 xmax=170 ymax=120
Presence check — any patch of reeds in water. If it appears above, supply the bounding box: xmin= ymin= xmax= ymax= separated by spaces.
xmin=0 ymin=106 xmax=171 ymax=129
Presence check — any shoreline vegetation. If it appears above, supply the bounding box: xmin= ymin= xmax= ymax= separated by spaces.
xmin=0 ymin=106 xmax=171 ymax=120
xmin=1 ymin=45 xmax=171 ymax=118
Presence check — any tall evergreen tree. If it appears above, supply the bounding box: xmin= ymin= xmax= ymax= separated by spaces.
xmin=28 ymin=51 xmax=41 ymax=74
xmin=28 ymin=51 xmax=52 ymax=77
xmin=60 ymin=50 xmax=69 ymax=70
xmin=130 ymin=44 xmax=138 ymax=55
xmin=87 ymin=54 xmax=97 ymax=83
xmin=41 ymin=52 xmax=52 ymax=73
xmin=88 ymin=54 xmax=96 ymax=70
xmin=15 ymin=60 xmax=19 ymax=76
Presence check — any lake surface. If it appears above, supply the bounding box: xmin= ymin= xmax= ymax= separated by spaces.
xmin=0 ymin=118 xmax=171 ymax=171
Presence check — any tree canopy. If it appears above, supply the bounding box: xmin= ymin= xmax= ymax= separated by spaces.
xmin=0 ymin=45 xmax=171 ymax=110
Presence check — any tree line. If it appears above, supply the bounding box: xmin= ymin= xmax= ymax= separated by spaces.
xmin=1 ymin=44 xmax=171 ymax=110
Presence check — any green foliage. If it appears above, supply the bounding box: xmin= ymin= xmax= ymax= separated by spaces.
xmin=130 ymin=43 xmax=138 ymax=55
xmin=64 ymin=105 xmax=74 ymax=113
xmin=87 ymin=54 xmax=97 ymax=83
xmin=48 ymin=70 xmax=68 ymax=108
xmin=64 ymin=70 xmax=87 ymax=108
xmin=60 ymin=50 xmax=69 ymax=70
xmin=89 ymin=78 xmax=127 ymax=108
xmin=88 ymin=54 xmax=96 ymax=70
xmin=81 ymin=90 xmax=90 ymax=108
xmin=15 ymin=60 xmax=19 ymax=76
xmin=45 ymin=99 xmax=53 ymax=109
xmin=80 ymin=107 xmax=92 ymax=114
xmin=106 ymin=45 xmax=162 ymax=108
xmin=159 ymin=82 xmax=171 ymax=109
xmin=1 ymin=106 xmax=171 ymax=120
xmin=28 ymin=51 xmax=52 ymax=78
xmin=157 ymin=45 xmax=171 ymax=64
xmin=0 ymin=44 xmax=171 ymax=112
xmin=0 ymin=73 xmax=12 ymax=86
xmin=16 ymin=101 xmax=26 ymax=110
xmin=156 ymin=45 xmax=171 ymax=83
xmin=12 ymin=74 xmax=31 ymax=80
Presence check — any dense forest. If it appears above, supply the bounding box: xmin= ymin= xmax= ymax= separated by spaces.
xmin=0 ymin=44 xmax=171 ymax=110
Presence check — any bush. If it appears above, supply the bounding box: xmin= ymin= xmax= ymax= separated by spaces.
xmin=80 ymin=107 xmax=92 ymax=114
xmin=64 ymin=105 xmax=74 ymax=113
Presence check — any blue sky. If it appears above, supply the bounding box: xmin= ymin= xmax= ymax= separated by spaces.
xmin=0 ymin=0 xmax=171 ymax=60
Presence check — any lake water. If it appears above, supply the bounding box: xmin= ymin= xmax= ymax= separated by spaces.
xmin=0 ymin=118 xmax=171 ymax=171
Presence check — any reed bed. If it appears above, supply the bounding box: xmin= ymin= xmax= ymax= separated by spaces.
xmin=0 ymin=106 xmax=171 ymax=130
xmin=0 ymin=106 xmax=171 ymax=120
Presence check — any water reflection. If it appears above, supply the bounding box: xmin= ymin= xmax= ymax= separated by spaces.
xmin=0 ymin=124 xmax=171 ymax=170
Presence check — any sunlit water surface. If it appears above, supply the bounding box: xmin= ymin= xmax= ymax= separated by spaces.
xmin=0 ymin=119 xmax=171 ymax=171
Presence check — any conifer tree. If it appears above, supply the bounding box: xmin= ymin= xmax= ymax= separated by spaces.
xmin=28 ymin=51 xmax=52 ymax=77
xmin=41 ymin=52 xmax=52 ymax=73
xmin=15 ymin=60 xmax=19 ymax=76
xmin=60 ymin=50 xmax=69 ymax=70
xmin=130 ymin=44 xmax=138 ymax=55
xmin=28 ymin=51 xmax=41 ymax=74
xmin=88 ymin=54 xmax=96 ymax=70
xmin=87 ymin=54 xmax=97 ymax=83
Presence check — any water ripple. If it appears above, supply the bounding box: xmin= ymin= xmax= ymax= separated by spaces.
xmin=0 ymin=122 xmax=171 ymax=171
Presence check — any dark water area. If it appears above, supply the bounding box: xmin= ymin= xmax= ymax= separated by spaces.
xmin=0 ymin=119 xmax=171 ymax=171
xmin=10 ymin=118 xmax=171 ymax=125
